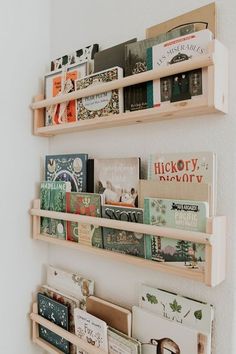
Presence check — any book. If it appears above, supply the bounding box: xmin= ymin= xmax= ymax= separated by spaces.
xmin=44 ymin=61 xmax=88 ymax=126
xmin=86 ymin=295 xmax=132 ymax=336
xmin=74 ymin=308 xmax=108 ymax=354
xmin=124 ymin=24 xmax=196 ymax=112
xmin=66 ymin=192 xmax=103 ymax=247
xmin=132 ymin=305 xmax=206 ymax=354
xmin=45 ymin=153 xmax=88 ymax=192
xmin=102 ymin=205 xmax=145 ymax=258
xmin=108 ymin=327 xmax=141 ymax=354
xmin=148 ymin=152 xmax=216 ymax=215
xmin=40 ymin=181 xmax=71 ymax=239
xmin=144 ymin=198 xmax=209 ymax=268
xmin=90 ymin=157 xmax=140 ymax=208
xmin=147 ymin=29 xmax=213 ymax=108
xmin=37 ymin=292 xmax=70 ymax=353
xmin=50 ymin=44 xmax=99 ymax=71
xmin=46 ymin=265 xmax=94 ymax=310
xmin=76 ymin=67 xmax=123 ymax=120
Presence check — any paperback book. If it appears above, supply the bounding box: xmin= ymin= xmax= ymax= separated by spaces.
xmin=144 ymin=198 xmax=209 ymax=269
xmin=37 ymin=292 xmax=70 ymax=353
xmin=76 ymin=67 xmax=123 ymax=120
xmin=66 ymin=192 xmax=103 ymax=247
xmin=102 ymin=205 xmax=145 ymax=258
xmin=108 ymin=327 xmax=141 ymax=354
xmin=45 ymin=153 xmax=88 ymax=192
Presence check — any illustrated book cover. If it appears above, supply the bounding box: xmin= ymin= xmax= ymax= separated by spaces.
xmin=147 ymin=29 xmax=213 ymax=108
xmin=66 ymin=192 xmax=103 ymax=247
xmin=46 ymin=265 xmax=94 ymax=310
xmin=148 ymin=151 xmax=216 ymax=215
xmin=45 ymin=153 xmax=88 ymax=192
xmin=144 ymin=198 xmax=209 ymax=269
xmin=40 ymin=181 xmax=71 ymax=239
xmin=44 ymin=61 xmax=88 ymax=126
xmin=101 ymin=204 xmax=145 ymax=258
xmin=86 ymin=295 xmax=132 ymax=336
xmin=132 ymin=305 xmax=207 ymax=354
xmin=74 ymin=308 xmax=108 ymax=354
xmin=76 ymin=66 xmax=123 ymax=120
xmin=108 ymin=327 xmax=141 ymax=354
xmin=37 ymin=292 xmax=70 ymax=353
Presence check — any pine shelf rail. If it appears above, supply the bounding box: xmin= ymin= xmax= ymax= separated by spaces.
xmin=30 ymin=199 xmax=226 ymax=287
xmin=30 ymin=302 xmax=106 ymax=354
xmin=32 ymin=40 xmax=228 ymax=136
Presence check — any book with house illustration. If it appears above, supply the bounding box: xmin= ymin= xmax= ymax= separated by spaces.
xmin=66 ymin=192 xmax=103 ymax=247
xmin=144 ymin=197 xmax=209 ymax=268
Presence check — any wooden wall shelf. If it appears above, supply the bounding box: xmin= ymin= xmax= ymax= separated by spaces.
xmin=32 ymin=40 xmax=228 ymax=137
xmin=30 ymin=199 xmax=226 ymax=287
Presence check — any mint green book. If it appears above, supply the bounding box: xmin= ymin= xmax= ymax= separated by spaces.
xmin=144 ymin=198 xmax=209 ymax=269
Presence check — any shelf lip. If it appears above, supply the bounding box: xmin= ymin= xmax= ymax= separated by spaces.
xmin=30 ymin=207 xmax=213 ymax=244
xmin=31 ymin=53 xmax=214 ymax=110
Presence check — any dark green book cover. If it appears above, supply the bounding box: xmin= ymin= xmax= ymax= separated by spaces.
xmin=37 ymin=293 xmax=69 ymax=353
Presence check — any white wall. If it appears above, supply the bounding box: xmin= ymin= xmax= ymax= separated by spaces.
xmin=49 ymin=1 xmax=236 ymax=353
xmin=0 ymin=0 xmax=50 ymax=352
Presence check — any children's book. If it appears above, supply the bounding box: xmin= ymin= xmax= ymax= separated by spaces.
xmin=108 ymin=327 xmax=141 ymax=354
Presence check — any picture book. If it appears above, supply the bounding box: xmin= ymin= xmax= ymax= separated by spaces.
xmin=102 ymin=205 xmax=145 ymax=258
xmin=66 ymin=192 xmax=103 ymax=247
xmin=148 ymin=152 xmax=216 ymax=215
xmin=132 ymin=306 xmax=206 ymax=354
xmin=40 ymin=181 xmax=71 ymax=239
xmin=46 ymin=265 xmax=94 ymax=310
xmin=108 ymin=327 xmax=141 ymax=354
xmin=92 ymin=157 xmax=140 ymax=207
xmin=76 ymin=67 xmax=123 ymax=120
xmin=147 ymin=29 xmax=213 ymax=108
xmin=45 ymin=153 xmax=88 ymax=192
xmin=74 ymin=308 xmax=108 ymax=354
xmin=37 ymin=292 xmax=70 ymax=353
xmin=45 ymin=61 xmax=88 ymax=126
xmin=86 ymin=295 xmax=132 ymax=336
xmin=144 ymin=198 xmax=209 ymax=269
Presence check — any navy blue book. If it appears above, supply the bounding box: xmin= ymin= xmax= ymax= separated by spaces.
xmin=37 ymin=293 xmax=69 ymax=353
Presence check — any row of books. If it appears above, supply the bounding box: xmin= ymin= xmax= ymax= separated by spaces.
xmin=44 ymin=4 xmax=216 ymax=125
xmin=36 ymin=265 xmax=214 ymax=354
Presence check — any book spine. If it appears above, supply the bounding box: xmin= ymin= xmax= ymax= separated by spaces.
xmin=87 ymin=159 xmax=94 ymax=193
xmin=146 ymin=47 xmax=154 ymax=109
xmin=143 ymin=199 xmax=152 ymax=259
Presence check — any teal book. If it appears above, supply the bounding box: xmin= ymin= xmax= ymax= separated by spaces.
xmin=144 ymin=198 xmax=209 ymax=269
xmin=40 ymin=181 xmax=71 ymax=239
xmin=102 ymin=205 xmax=145 ymax=258
xmin=37 ymin=293 xmax=69 ymax=353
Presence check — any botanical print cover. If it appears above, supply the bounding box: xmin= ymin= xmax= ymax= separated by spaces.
xmin=76 ymin=67 xmax=123 ymax=120
xmin=46 ymin=265 xmax=94 ymax=310
xmin=66 ymin=192 xmax=103 ymax=247
xmin=147 ymin=29 xmax=213 ymax=108
xmin=94 ymin=157 xmax=140 ymax=208
xmin=74 ymin=308 xmax=108 ymax=354
xmin=108 ymin=327 xmax=141 ymax=354
xmin=132 ymin=306 xmax=200 ymax=354
xmin=144 ymin=198 xmax=208 ymax=269
xmin=37 ymin=292 xmax=70 ymax=353
xmin=45 ymin=153 xmax=88 ymax=192
xmin=102 ymin=205 xmax=145 ymax=258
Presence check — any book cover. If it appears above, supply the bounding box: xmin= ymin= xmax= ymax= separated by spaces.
xmin=76 ymin=67 xmax=123 ymax=120
xmin=66 ymin=192 xmax=103 ymax=247
xmin=46 ymin=265 xmax=94 ymax=310
xmin=132 ymin=305 xmax=206 ymax=354
xmin=147 ymin=29 xmax=213 ymax=108
xmin=37 ymin=292 xmax=70 ymax=353
xmin=86 ymin=295 xmax=132 ymax=336
xmin=108 ymin=327 xmax=141 ymax=354
xmin=45 ymin=61 xmax=88 ymax=126
xmin=144 ymin=198 xmax=209 ymax=268
xmin=93 ymin=157 xmax=140 ymax=208
xmin=45 ymin=153 xmax=88 ymax=192
xmin=102 ymin=205 xmax=145 ymax=258
xmin=74 ymin=308 xmax=108 ymax=354
xmin=148 ymin=151 xmax=216 ymax=215
xmin=40 ymin=181 xmax=71 ymax=239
